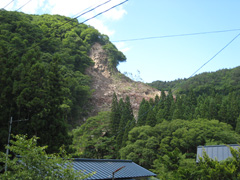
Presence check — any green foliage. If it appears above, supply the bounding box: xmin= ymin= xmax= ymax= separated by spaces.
xmin=191 ymin=146 xmax=240 ymax=179
xmin=103 ymin=43 xmax=126 ymax=69
xmin=0 ymin=10 xmax=124 ymax=152
xmin=71 ymin=111 xmax=113 ymax=159
xmin=0 ymin=135 xmax=93 ymax=180
xmin=139 ymin=89 xmax=240 ymax=131
xmin=235 ymin=115 xmax=240 ymax=134
xmin=120 ymin=125 xmax=159 ymax=169
xmin=148 ymin=67 xmax=240 ymax=128
xmin=110 ymin=92 xmax=121 ymax=135
xmin=148 ymin=79 xmax=185 ymax=91
xmin=153 ymin=145 xmax=240 ymax=180
xmin=121 ymin=118 xmax=240 ymax=171
xmin=137 ymin=98 xmax=149 ymax=126
xmin=152 ymin=148 xmax=196 ymax=180
xmin=72 ymin=94 xmax=136 ymax=159
xmin=149 ymin=66 xmax=240 ymax=96
xmin=116 ymin=96 xmax=135 ymax=150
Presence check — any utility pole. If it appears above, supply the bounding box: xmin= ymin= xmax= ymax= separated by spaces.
xmin=5 ymin=117 xmax=12 ymax=172
xmin=5 ymin=117 xmax=28 ymax=172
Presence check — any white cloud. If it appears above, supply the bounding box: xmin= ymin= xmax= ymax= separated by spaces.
xmin=1 ymin=0 xmax=47 ymax=14
xmin=20 ymin=0 xmax=46 ymax=14
xmin=1 ymin=0 xmax=127 ymax=37
xmin=91 ymin=0 xmax=127 ymax=20
xmin=88 ymin=18 xmax=115 ymax=36
xmin=0 ymin=0 xmax=15 ymax=9
xmin=114 ymin=42 xmax=130 ymax=53
xmin=45 ymin=0 xmax=127 ymax=36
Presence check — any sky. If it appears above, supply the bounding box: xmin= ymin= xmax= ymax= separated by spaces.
xmin=1 ymin=0 xmax=240 ymax=82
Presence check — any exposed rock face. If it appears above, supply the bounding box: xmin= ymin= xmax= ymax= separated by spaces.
xmin=86 ymin=43 xmax=161 ymax=117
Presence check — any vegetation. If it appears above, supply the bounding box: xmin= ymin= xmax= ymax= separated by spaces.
xmin=152 ymin=146 xmax=240 ymax=179
xmin=149 ymin=66 xmax=240 ymax=96
xmin=72 ymin=94 xmax=135 ymax=159
xmin=1 ymin=9 xmax=240 ymax=179
xmin=0 ymin=10 xmax=124 ymax=153
xmin=0 ymin=135 xmax=93 ymax=179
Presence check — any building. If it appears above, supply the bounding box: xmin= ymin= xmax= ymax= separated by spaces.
xmin=71 ymin=158 xmax=156 ymax=180
xmin=196 ymin=144 xmax=240 ymax=163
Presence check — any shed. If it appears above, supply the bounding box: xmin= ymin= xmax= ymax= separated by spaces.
xmin=71 ymin=158 xmax=156 ymax=180
xmin=196 ymin=144 xmax=240 ymax=163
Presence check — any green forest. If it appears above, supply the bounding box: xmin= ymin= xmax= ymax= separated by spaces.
xmin=1 ymin=10 xmax=240 ymax=179
xmin=0 ymin=10 xmax=125 ymax=153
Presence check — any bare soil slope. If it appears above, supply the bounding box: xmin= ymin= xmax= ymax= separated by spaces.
xmin=86 ymin=43 xmax=161 ymax=116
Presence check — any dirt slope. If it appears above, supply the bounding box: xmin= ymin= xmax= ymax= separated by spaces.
xmin=86 ymin=43 xmax=161 ymax=117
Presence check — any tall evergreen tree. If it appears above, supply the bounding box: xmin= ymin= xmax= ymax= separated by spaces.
xmin=110 ymin=92 xmax=121 ymax=135
xmin=39 ymin=56 xmax=72 ymax=152
xmin=163 ymin=90 xmax=174 ymax=121
xmin=154 ymin=95 xmax=160 ymax=105
xmin=218 ymin=97 xmax=229 ymax=124
xmin=183 ymin=90 xmax=197 ymax=120
xmin=137 ymin=98 xmax=149 ymax=126
xmin=116 ymin=96 xmax=135 ymax=150
xmin=235 ymin=115 xmax=240 ymax=134
xmin=208 ymin=97 xmax=218 ymax=120
xmin=172 ymin=95 xmax=184 ymax=120
xmin=146 ymin=108 xmax=156 ymax=127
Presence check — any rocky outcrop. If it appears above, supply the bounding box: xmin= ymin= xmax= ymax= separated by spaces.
xmin=86 ymin=43 xmax=161 ymax=117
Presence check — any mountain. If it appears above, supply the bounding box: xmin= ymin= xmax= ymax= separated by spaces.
xmin=86 ymin=43 xmax=161 ymax=117
xmin=0 ymin=10 xmax=160 ymax=152
xmin=149 ymin=66 xmax=240 ymax=96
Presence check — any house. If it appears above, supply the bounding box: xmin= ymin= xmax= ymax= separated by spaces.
xmin=71 ymin=158 xmax=156 ymax=180
xmin=196 ymin=144 xmax=240 ymax=163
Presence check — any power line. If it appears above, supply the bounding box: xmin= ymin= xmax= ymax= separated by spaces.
xmin=1 ymin=0 xmax=128 ymax=58
xmin=15 ymin=0 xmax=33 ymax=11
xmin=189 ymin=32 xmax=240 ymax=78
xmin=133 ymin=32 xmax=240 ymax=129
xmin=112 ymin=28 xmax=240 ymax=42
xmin=114 ymin=33 xmax=240 ymax=137
xmin=71 ymin=0 xmax=102 ymax=18
xmin=80 ymin=0 xmax=128 ymax=25
xmin=74 ymin=0 xmax=112 ymax=20
xmin=60 ymin=0 xmax=113 ymax=30
xmin=3 ymin=0 xmax=14 ymax=9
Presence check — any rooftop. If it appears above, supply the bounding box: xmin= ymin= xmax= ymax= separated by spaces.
xmin=196 ymin=144 xmax=240 ymax=162
xmin=70 ymin=158 xmax=156 ymax=180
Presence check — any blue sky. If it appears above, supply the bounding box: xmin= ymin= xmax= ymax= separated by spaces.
xmin=1 ymin=0 xmax=240 ymax=82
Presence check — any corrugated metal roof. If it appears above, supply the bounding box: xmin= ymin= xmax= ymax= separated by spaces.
xmin=70 ymin=158 xmax=156 ymax=180
xmin=196 ymin=144 xmax=240 ymax=163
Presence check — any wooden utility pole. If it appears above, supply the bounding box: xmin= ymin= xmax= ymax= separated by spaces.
xmin=5 ymin=117 xmax=28 ymax=172
xmin=5 ymin=117 xmax=12 ymax=172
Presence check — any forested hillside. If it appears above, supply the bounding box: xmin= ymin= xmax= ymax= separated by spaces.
xmin=1 ymin=10 xmax=240 ymax=179
xmin=73 ymin=69 xmax=240 ymax=178
xmin=0 ymin=10 xmax=125 ymax=152
xmin=149 ymin=66 xmax=240 ymax=95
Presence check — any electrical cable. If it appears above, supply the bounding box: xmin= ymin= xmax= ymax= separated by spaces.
xmin=15 ymin=0 xmax=33 ymax=11
xmin=71 ymin=1 xmax=99 ymax=18
xmin=1 ymin=0 xmax=128 ymax=58
xmin=74 ymin=0 xmax=112 ymax=20
xmin=59 ymin=0 xmax=113 ymax=31
xmin=80 ymin=0 xmax=128 ymax=25
xmin=189 ymin=32 xmax=240 ymax=78
xmin=133 ymin=32 xmax=240 ymax=130
xmin=112 ymin=28 xmax=240 ymax=42
xmin=115 ymin=33 xmax=240 ymax=137
xmin=3 ymin=0 xmax=14 ymax=9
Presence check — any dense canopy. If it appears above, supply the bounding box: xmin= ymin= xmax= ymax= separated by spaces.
xmin=0 ymin=10 xmax=125 ymax=152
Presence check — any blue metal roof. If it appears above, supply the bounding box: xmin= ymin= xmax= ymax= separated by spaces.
xmin=70 ymin=158 xmax=156 ymax=180
xmin=196 ymin=144 xmax=240 ymax=163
